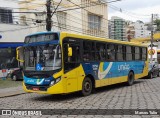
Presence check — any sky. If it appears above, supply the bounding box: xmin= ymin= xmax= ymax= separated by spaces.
xmin=108 ymin=0 xmax=160 ymax=23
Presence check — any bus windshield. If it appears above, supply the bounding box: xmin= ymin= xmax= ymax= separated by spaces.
xmin=24 ymin=44 xmax=61 ymax=71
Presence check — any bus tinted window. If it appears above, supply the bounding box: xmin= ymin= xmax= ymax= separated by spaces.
xmin=117 ymin=45 xmax=123 ymax=61
xmin=107 ymin=44 xmax=115 ymax=61
xmin=135 ymin=47 xmax=140 ymax=60
xmin=96 ymin=43 xmax=106 ymax=61
xmin=126 ymin=46 xmax=132 ymax=61
xmin=142 ymin=47 xmax=147 ymax=60
xmin=83 ymin=41 xmax=92 ymax=61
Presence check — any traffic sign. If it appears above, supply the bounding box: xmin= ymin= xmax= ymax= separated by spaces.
xmin=148 ymin=49 xmax=155 ymax=55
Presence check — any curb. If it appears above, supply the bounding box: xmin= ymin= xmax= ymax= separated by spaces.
xmin=0 ymin=91 xmax=26 ymax=98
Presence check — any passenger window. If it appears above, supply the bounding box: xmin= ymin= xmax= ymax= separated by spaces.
xmin=107 ymin=44 xmax=115 ymax=61
xmin=96 ymin=43 xmax=106 ymax=61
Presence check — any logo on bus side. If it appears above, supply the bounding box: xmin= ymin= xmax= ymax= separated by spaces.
xmin=92 ymin=65 xmax=98 ymax=71
xmin=98 ymin=62 xmax=113 ymax=79
xmin=118 ymin=63 xmax=130 ymax=71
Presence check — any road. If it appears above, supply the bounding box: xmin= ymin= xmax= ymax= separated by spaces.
xmin=1 ymin=77 xmax=160 ymax=118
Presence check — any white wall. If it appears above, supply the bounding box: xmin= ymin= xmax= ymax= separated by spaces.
xmin=0 ymin=23 xmax=36 ymax=42
xmin=134 ymin=21 xmax=151 ymax=38
xmin=0 ymin=0 xmax=34 ymax=42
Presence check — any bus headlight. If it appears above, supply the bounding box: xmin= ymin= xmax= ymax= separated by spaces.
xmin=50 ymin=77 xmax=61 ymax=86
xmin=55 ymin=77 xmax=61 ymax=83
xmin=50 ymin=81 xmax=55 ymax=86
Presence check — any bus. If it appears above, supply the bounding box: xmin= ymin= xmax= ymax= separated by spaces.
xmin=0 ymin=42 xmax=23 ymax=78
xmin=17 ymin=32 xmax=148 ymax=96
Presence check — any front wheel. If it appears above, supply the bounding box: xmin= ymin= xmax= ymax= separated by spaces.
xmin=81 ymin=77 xmax=93 ymax=96
xmin=127 ymin=72 xmax=134 ymax=86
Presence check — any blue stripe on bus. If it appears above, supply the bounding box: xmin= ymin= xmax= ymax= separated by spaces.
xmin=82 ymin=61 xmax=145 ymax=80
xmin=0 ymin=43 xmax=24 ymax=48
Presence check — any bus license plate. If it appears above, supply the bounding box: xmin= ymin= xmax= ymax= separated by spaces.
xmin=32 ymin=87 xmax=39 ymax=91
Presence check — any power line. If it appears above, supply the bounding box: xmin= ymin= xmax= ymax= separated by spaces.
xmin=108 ymin=4 xmax=151 ymax=18
xmin=0 ymin=23 xmax=46 ymax=33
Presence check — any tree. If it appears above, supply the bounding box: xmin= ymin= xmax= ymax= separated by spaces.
xmin=154 ymin=19 xmax=160 ymax=31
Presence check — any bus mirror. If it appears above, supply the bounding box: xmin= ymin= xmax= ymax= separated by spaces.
xmin=16 ymin=46 xmax=24 ymax=63
xmin=68 ymin=47 xmax=72 ymax=57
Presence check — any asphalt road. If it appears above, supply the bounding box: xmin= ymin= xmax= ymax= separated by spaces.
xmin=1 ymin=77 xmax=160 ymax=118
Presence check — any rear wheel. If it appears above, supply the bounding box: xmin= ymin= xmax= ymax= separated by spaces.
xmin=157 ymin=71 xmax=160 ymax=77
xmin=127 ymin=72 xmax=134 ymax=86
xmin=150 ymin=73 xmax=153 ymax=79
xmin=81 ymin=77 xmax=93 ymax=96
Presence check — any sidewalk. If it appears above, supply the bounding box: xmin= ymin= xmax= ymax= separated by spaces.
xmin=0 ymin=86 xmax=26 ymax=98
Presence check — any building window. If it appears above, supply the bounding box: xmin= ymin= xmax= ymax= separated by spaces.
xmin=57 ymin=11 xmax=67 ymax=29
xmin=88 ymin=13 xmax=101 ymax=30
xmin=0 ymin=8 xmax=13 ymax=23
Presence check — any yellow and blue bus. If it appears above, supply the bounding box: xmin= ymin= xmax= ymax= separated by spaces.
xmin=17 ymin=32 xmax=148 ymax=96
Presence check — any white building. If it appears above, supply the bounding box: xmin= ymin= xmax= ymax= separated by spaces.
xmin=0 ymin=0 xmax=32 ymax=42
xmin=134 ymin=20 xmax=151 ymax=38
xmin=19 ymin=0 xmax=108 ymax=38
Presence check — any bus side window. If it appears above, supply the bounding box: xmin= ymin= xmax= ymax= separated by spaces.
xmin=96 ymin=43 xmax=106 ymax=61
xmin=107 ymin=44 xmax=115 ymax=61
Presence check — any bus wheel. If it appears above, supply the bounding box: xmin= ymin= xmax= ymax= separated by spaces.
xmin=157 ymin=71 xmax=160 ymax=77
xmin=81 ymin=77 xmax=92 ymax=96
xmin=150 ymin=73 xmax=153 ymax=79
xmin=127 ymin=72 xmax=134 ymax=86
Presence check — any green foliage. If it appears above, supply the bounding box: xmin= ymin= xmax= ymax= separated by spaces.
xmin=154 ymin=19 xmax=160 ymax=31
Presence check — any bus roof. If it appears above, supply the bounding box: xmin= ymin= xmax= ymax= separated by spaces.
xmin=25 ymin=31 xmax=60 ymax=37
xmin=62 ymin=32 xmax=147 ymax=47
xmin=25 ymin=31 xmax=147 ymax=47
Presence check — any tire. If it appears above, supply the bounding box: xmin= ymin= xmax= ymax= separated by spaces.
xmin=158 ymin=71 xmax=160 ymax=77
xmin=12 ymin=74 xmax=18 ymax=81
xmin=81 ymin=77 xmax=93 ymax=96
xmin=150 ymin=73 xmax=153 ymax=79
xmin=127 ymin=72 xmax=134 ymax=86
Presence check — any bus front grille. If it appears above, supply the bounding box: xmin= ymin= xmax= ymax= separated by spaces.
xmin=25 ymin=84 xmax=49 ymax=91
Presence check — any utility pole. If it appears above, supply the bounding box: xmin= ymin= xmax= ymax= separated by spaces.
xmin=46 ymin=0 xmax=52 ymax=31
xmin=150 ymin=14 xmax=154 ymax=64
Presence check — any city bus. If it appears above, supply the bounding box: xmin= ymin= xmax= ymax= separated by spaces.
xmin=17 ymin=32 xmax=148 ymax=96
xmin=0 ymin=42 xmax=23 ymax=78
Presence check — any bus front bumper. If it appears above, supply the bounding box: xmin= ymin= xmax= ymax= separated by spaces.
xmin=22 ymin=81 xmax=65 ymax=94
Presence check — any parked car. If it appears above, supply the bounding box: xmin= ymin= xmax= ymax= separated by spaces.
xmin=148 ymin=63 xmax=160 ymax=79
xmin=10 ymin=68 xmax=23 ymax=81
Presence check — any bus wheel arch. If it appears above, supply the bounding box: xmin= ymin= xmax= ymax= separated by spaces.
xmin=81 ymin=74 xmax=95 ymax=96
xmin=127 ymin=70 xmax=135 ymax=86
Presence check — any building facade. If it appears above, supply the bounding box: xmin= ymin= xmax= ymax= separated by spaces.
xmin=19 ymin=0 xmax=108 ymax=38
xmin=0 ymin=0 xmax=32 ymax=42
xmin=109 ymin=16 xmax=126 ymax=41
xmin=134 ymin=20 xmax=151 ymax=38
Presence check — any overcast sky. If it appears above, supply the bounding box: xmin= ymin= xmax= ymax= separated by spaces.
xmin=108 ymin=0 xmax=160 ymax=22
